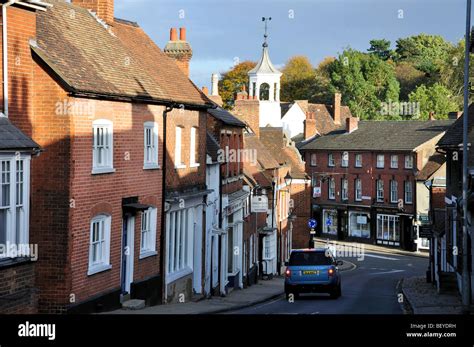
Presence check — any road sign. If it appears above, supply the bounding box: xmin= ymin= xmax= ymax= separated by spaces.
xmin=326 ymin=218 xmax=332 ymax=227
xmin=313 ymin=187 xmax=321 ymax=198
xmin=308 ymin=219 xmax=317 ymax=229
xmin=419 ymin=225 xmax=433 ymax=238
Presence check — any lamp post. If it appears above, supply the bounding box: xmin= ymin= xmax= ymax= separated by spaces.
xmin=424 ymin=179 xmax=435 ymax=284
xmin=462 ymin=0 xmax=472 ymax=314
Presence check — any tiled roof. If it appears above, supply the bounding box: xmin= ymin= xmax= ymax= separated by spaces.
xmin=208 ymin=107 xmax=246 ymax=127
xmin=206 ymin=132 xmax=220 ymax=162
xmin=0 ymin=117 xmax=40 ymax=150
xmin=437 ymin=104 xmax=474 ymax=148
xmin=34 ymin=0 xmax=211 ymax=107
xmin=301 ymin=120 xmax=454 ymax=152
xmin=306 ymin=103 xmax=352 ymax=135
xmin=260 ymin=127 xmax=307 ymax=179
xmin=417 ymin=154 xmax=446 ymax=181
xmin=243 ymin=134 xmax=280 ymax=170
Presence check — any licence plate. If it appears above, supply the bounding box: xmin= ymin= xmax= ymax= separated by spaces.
xmin=303 ymin=270 xmax=319 ymax=275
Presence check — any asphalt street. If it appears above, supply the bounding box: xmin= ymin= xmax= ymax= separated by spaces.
xmin=226 ymin=251 xmax=428 ymax=314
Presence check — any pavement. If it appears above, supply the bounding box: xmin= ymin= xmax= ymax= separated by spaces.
xmin=401 ymin=276 xmax=464 ymax=314
xmin=314 ymin=238 xmax=429 ymax=259
xmin=110 ymin=260 xmax=355 ymax=315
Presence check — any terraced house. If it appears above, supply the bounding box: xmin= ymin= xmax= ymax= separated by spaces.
xmin=0 ymin=0 xmax=211 ymax=313
xmin=300 ymin=117 xmax=454 ymax=251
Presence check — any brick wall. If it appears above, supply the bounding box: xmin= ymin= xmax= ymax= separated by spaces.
xmin=0 ymin=262 xmax=38 ymax=314
xmin=233 ymin=98 xmax=260 ymax=138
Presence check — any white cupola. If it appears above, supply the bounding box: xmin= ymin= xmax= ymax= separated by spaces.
xmin=248 ymin=18 xmax=282 ymax=128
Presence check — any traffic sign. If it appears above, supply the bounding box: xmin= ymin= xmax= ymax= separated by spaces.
xmin=308 ymin=219 xmax=317 ymax=229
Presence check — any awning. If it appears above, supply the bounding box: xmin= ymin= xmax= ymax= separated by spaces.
xmin=123 ymin=203 xmax=154 ymax=214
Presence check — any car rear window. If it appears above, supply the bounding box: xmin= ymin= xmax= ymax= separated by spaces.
xmin=289 ymin=252 xmax=333 ymax=266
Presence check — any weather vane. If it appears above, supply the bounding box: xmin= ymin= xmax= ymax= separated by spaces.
xmin=262 ymin=17 xmax=272 ymax=47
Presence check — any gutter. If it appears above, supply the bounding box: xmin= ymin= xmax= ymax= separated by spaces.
xmin=2 ymin=0 xmax=16 ymax=118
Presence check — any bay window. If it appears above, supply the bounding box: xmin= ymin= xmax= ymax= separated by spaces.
xmin=0 ymin=155 xmax=30 ymax=260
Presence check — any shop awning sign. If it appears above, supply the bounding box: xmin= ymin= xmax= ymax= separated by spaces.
xmin=251 ymin=195 xmax=268 ymax=213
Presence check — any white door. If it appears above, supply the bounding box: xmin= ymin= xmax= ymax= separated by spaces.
xmin=193 ymin=206 xmax=202 ymax=294
xmin=122 ymin=216 xmax=135 ymax=295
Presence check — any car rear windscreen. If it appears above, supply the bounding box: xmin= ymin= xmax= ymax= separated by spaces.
xmin=289 ymin=252 xmax=333 ymax=266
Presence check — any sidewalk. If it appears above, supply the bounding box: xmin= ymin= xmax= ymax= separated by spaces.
xmin=401 ymin=276 xmax=463 ymax=314
xmin=109 ymin=260 xmax=355 ymax=315
xmin=110 ymin=277 xmax=285 ymax=315
xmin=315 ymin=238 xmax=429 ymax=259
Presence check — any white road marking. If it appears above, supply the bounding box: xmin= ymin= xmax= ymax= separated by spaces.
xmin=370 ymin=269 xmax=405 ymax=275
xmin=364 ymin=253 xmax=399 ymax=261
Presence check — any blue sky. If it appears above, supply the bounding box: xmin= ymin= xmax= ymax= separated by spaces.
xmin=115 ymin=0 xmax=470 ymax=90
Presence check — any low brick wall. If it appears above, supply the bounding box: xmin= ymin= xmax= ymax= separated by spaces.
xmin=0 ymin=261 xmax=38 ymax=314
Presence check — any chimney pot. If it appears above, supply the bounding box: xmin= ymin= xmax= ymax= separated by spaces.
xmin=170 ymin=28 xmax=178 ymax=41
xmin=179 ymin=27 xmax=186 ymax=41
xmin=202 ymin=87 xmax=209 ymax=96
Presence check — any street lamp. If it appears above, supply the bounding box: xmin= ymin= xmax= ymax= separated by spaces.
xmin=284 ymin=172 xmax=293 ymax=187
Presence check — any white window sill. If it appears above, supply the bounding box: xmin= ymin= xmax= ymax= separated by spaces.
xmin=92 ymin=167 xmax=116 ymax=175
xmin=166 ymin=267 xmax=193 ymax=284
xmin=88 ymin=264 xmax=112 ymax=276
xmin=139 ymin=250 xmax=158 ymax=260
xmin=175 ymin=164 xmax=187 ymax=170
xmin=143 ymin=163 xmax=160 ymax=170
xmin=190 ymin=163 xmax=200 ymax=168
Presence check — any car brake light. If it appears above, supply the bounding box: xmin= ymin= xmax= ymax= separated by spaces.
xmin=285 ymin=269 xmax=291 ymax=278
xmin=328 ymin=268 xmax=335 ymax=276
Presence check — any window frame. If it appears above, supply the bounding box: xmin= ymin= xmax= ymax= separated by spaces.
xmin=143 ymin=122 xmax=159 ymax=170
xmin=92 ymin=119 xmax=115 ymax=175
xmin=328 ymin=153 xmax=335 ymax=167
xmin=175 ymin=126 xmax=186 ymax=169
xmin=376 ymin=154 xmax=385 ymax=169
xmin=341 ymin=152 xmax=349 ymax=168
xmin=390 ymin=155 xmax=398 ymax=169
xmin=190 ymin=126 xmax=200 ymax=168
xmin=390 ymin=180 xmax=398 ymax=203
xmin=88 ymin=214 xmax=112 ymax=276
xmin=0 ymin=154 xmax=31 ymax=260
xmin=341 ymin=178 xmax=348 ymax=201
xmin=405 ymin=154 xmax=414 ymax=169
xmin=328 ymin=178 xmax=336 ymax=200
xmin=355 ymin=178 xmax=362 ymax=202
xmin=405 ymin=181 xmax=413 ymax=204
xmin=355 ymin=154 xmax=362 ymax=168
xmin=310 ymin=153 xmax=317 ymax=167
xmin=140 ymin=207 xmax=158 ymax=258
xmin=376 ymin=179 xmax=384 ymax=202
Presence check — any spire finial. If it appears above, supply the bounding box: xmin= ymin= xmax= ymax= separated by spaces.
xmin=262 ymin=17 xmax=272 ymax=48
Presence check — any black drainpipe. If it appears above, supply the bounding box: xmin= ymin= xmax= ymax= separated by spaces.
xmin=160 ymin=104 xmax=174 ymax=304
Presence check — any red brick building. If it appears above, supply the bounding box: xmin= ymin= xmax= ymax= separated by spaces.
xmin=300 ymin=117 xmax=454 ymax=250
xmin=1 ymin=0 xmax=211 ymax=313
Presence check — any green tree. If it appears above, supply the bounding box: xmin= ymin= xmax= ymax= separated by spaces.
xmin=395 ymin=34 xmax=453 ymax=77
xmin=219 ymin=61 xmax=256 ymax=109
xmin=280 ymin=56 xmax=317 ymax=101
xmin=408 ymin=83 xmax=459 ymax=119
xmin=368 ymin=39 xmax=392 ymax=60
xmin=327 ymin=49 xmax=400 ymax=120
xmin=395 ymin=61 xmax=428 ymax=100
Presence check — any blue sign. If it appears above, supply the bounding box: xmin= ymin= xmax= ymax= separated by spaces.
xmin=308 ymin=219 xmax=317 ymax=229
xmin=326 ymin=218 xmax=332 ymax=227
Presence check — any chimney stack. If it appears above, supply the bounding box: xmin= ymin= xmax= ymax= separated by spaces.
xmin=201 ymin=87 xmax=209 ymax=96
xmin=211 ymin=73 xmax=219 ymax=96
xmin=304 ymin=112 xmax=317 ymax=140
xmin=72 ymin=0 xmax=115 ymax=24
xmin=164 ymin=27 xmax=193 ymax=77
xmin=346 ymin=117 xmax=359 ymax=133
xmin=334 ymin=93 xmax=342 ymax=125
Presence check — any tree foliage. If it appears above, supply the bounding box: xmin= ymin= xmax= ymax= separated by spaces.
xmin=368 ymin=39 xmax=393 ymax=60
xmin=327 ymin=49 xmax=400 ymax=119
xmin=219 ymin=61 xmax=256 ymax=109
xmin=408 ymin=83 xmax=459 ymax=120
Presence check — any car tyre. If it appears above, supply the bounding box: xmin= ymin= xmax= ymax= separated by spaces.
xmin=330 ymin=283 xmax=342 ymax=299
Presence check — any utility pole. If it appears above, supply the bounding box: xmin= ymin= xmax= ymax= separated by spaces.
xmin=462 ymin=0 xmax=472 ymax=315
